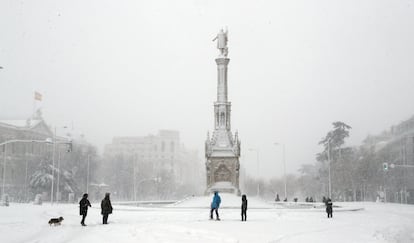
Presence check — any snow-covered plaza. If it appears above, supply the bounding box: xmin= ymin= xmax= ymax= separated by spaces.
xmin=1 ymin=194 xmax=414 ymax=243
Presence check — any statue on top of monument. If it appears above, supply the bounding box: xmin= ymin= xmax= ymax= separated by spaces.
xmin=212 ymin=28 xmax=228 ymax=57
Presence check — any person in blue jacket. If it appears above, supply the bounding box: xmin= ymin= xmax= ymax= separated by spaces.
xmin=210 ymin=191 xmax=221 ymax=220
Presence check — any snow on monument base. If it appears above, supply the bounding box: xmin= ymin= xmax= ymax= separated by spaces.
xmin=205 ymin=181 xmax=240 ymax=195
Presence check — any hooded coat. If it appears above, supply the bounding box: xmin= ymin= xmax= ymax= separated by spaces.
xmin=79 ymin=194 xmax=91 ymax=216
xmin=101 ymin=194 xmax=113 ymax=215
xmin=326 ymin=200 xmax=333 ymax=214
xmin=241 ymin=195 xmax=248 ymax=211
xmin=211 ymin=192 xmax=221 ymax=209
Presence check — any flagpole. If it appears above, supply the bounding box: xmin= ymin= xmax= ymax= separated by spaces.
xmin=33 ymin=91 xmax=43 ymax=118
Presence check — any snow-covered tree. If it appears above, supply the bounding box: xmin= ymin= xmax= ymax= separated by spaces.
xmin=29 ymin=160 xmax=53 ymax=194
xmin=29 ymin=159 xmax=77 ymax=197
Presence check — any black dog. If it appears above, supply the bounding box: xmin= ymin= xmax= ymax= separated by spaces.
xmin=48 ymin=217 xmax=64 ymax=226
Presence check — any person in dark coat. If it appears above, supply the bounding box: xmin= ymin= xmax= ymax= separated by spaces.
xmin=79 ymin=193 xmax=91 ymax=226
xmin=275 ymin=194 xmax=280 ymax=202
xmin=241 ymin=194 xmax=248 ymax=221
xmin=210 ymin=191 xmax=221 ymax=220
xmin=101 ymin=193 xmax=113 ymax=224
xmin=326 ymin=198 xmax=333 ymax=218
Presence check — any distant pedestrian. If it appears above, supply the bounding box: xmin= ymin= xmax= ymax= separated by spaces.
xmin=79 ymin=193 xmax=91 ymax=226
xmin=326 ymin=198 xmax=333 ymax=218
xmin=210 ymin=191 xmax=221 ymax=220
xmin=101 ymin=193 xmax=113 ymax=224
xmin=275 ymin=194 xmax=280 ymax=202
xmin=241 ymin=194 xmax=248 ymax=221
xmin=305 ymin=197 xmax=309 ymax=202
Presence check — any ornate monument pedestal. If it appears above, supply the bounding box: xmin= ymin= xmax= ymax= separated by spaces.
xmin=205 ymin=29 xmax=241 ymax=195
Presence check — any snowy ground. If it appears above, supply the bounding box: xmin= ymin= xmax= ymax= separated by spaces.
xmin=1 ymin=194 xmax=414 ymax=243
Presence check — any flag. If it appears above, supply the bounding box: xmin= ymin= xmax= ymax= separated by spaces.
xmin=34 ymin=91 xmax=42 ymax=101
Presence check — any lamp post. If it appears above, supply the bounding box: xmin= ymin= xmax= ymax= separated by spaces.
xmin=56 ymin=148 xmax=61 ymax=203
xmin=52 ymin=140 xmax=72 ymax=204
xmin=2 ymin=143 xmax=7 ymax=199
xmin=53 ymin=126 xmax=71 ymax=204
xmin=274 ymin=142 xmax=287 ymax=200
xmin=132 ymin=154 xmax=137 ymax=201
xmin=327 ymin=138 xmax=332 ymax=199
xmin=248 ymin=148 xmax=260 ymax=197
xmin=50 ymin=128 xmax=56 ymax=204
xmin=86 ymin=154 xmax=90 ymax=194
xmin=52 ymin=126 xmax=67 ymax=203
xmin=1 ymin=139 xmax=53 ymax=199
xmin=56 ymin=141 xmax=72 ymax=204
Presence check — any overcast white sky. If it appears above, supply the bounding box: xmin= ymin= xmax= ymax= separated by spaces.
xmin=1 ymin=0 xmax=413 ymax=179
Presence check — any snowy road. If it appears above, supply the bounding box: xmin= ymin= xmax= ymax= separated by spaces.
xmin=1 ymin=195 xmax=414 ymax=243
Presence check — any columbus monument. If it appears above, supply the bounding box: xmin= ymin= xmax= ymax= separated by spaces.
xmin=205 ymin=28 xmax=241 ymax=195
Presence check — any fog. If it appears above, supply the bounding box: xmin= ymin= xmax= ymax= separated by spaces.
xmin=1 ymin=0 xmax=413 ymax=180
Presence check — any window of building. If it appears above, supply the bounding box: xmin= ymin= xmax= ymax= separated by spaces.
xmin=161 ymin=141 xmax=165 ymax=152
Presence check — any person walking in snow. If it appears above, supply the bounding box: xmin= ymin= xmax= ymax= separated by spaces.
xmin=210 ymin=191 xmax=221 ymax=220
xmin=101 ymin=193 xmax=113 ymax=224
xmin=241 ymin=194 xmax=248 ymax=221
xmin=79 ymin=193 xmax=91 ymax=226
xmin=326 ymin=198 xmax=333 ymax=218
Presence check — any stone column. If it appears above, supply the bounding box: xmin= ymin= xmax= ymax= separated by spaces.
xmin=216 ymin=58 xmax=230 ymax=103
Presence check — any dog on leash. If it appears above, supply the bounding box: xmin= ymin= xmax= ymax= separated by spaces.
xmin=48 ymin=217 xmax=64 ymax=226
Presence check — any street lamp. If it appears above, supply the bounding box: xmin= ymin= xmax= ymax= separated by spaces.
xmin=55 ymin=126 xmax=70 ymax=204
xmin=54 ymin=139 xmax=72 ymax=204
xmin=1 ymin=138 xmax=53 ymax=199
xmin=274 ymin=142 xmax=287 ymax=201
xmin=86 ymin=154 xmax=90 ymax=194
xmin=327 ymin=138 xmax=332 ymax=199
xmin=248 ymin=148 xmax=260 ymax=197
xmin=132 ymin=153 xmax=137 ymax=201
xmin=79 ymin=144 xmax=91 ymax=195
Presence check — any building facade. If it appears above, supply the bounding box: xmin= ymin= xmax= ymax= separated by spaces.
xmin=103 ymin=130 xmax=203 ymax=199
xmin=104 ymin=130 xmax=180 ymax=173
xmin=0 ymin=117 xmax=53 ymax=201
xmin=363 ymin=115 xmax=414 ymax=204
xmin=0 ymin=112 xmax=96 ymax=202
